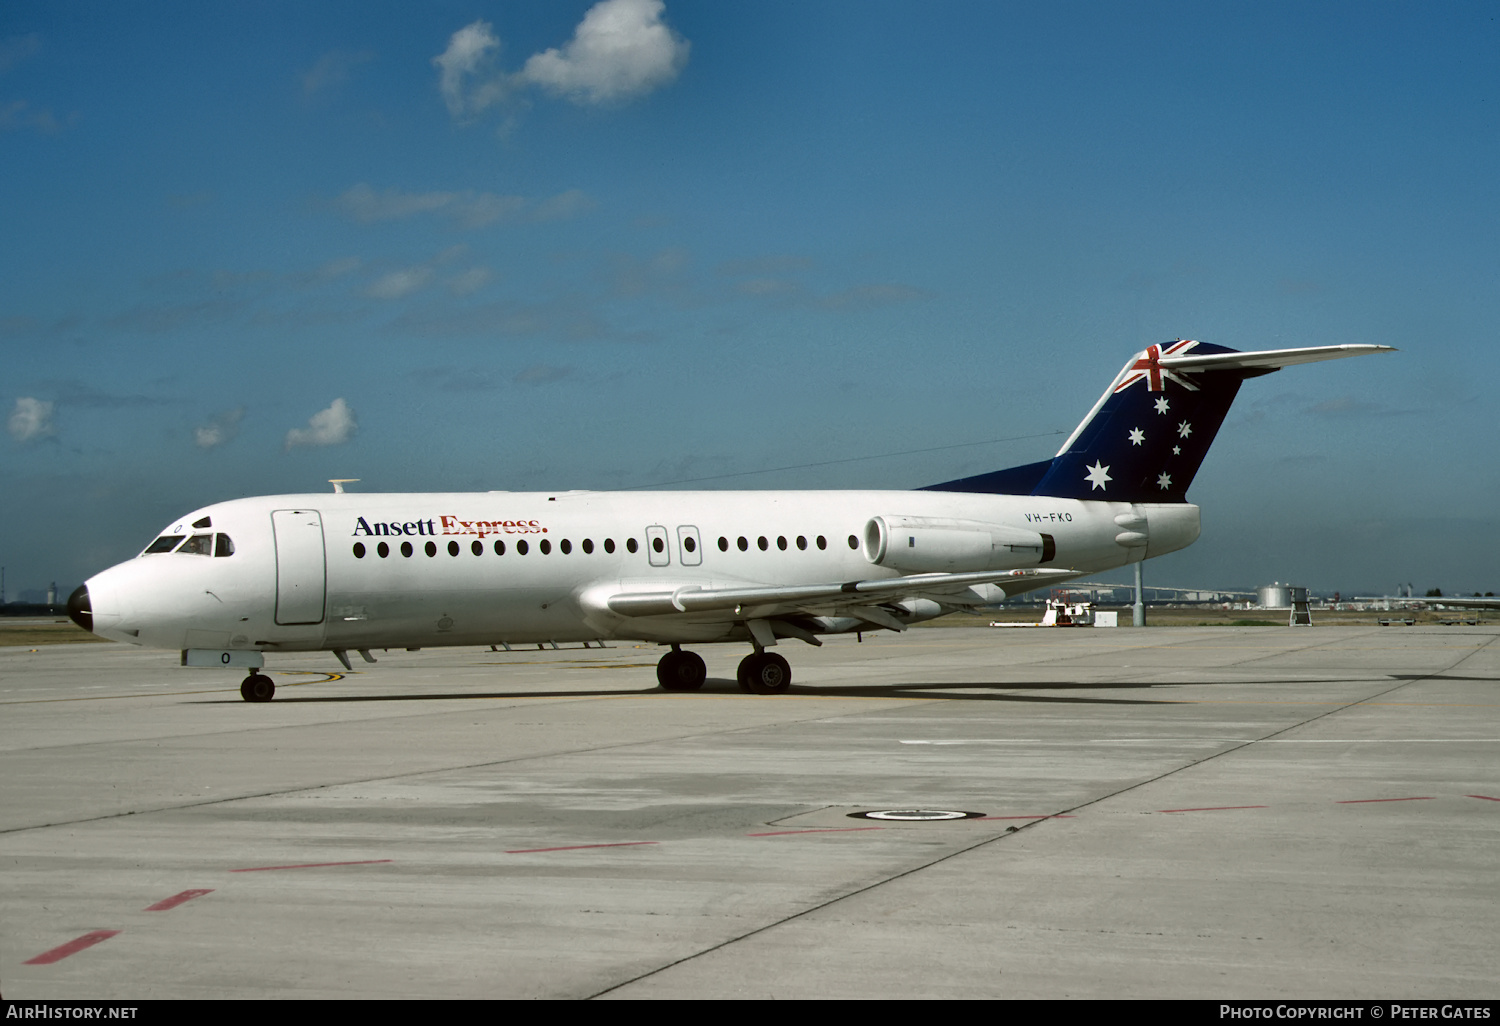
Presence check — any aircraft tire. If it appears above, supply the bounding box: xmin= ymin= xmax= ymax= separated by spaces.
xmin=741 ymin=652 xmax=791 ymax=695
xmin=241 ymin=674 xmax=275 ymax=702
xmin=656 ymin=650 xmax=706 ymax=691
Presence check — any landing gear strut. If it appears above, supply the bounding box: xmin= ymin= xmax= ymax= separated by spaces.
xmin=737 ymin=651 xmax=791 ymax=694
xmin=240 ymin=673 xmax=275 ymax=702
xmin=656 ymin=647 xmax=707 ymax=691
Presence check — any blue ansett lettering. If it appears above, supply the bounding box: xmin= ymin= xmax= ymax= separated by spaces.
xmin=352 ymin=517 xmax=435 ymax=538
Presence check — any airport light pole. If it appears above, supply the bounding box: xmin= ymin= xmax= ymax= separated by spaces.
xmin=1133 ymin=560 xmax=1145 ymax=627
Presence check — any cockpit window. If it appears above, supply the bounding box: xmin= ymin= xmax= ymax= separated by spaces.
xmin=214 ymin=534 xmax=235 ymax=557
xmin=177 ymin=534 xmax=214 ymax=555
xmin=144 ymin=535 xmax=184 ymax=554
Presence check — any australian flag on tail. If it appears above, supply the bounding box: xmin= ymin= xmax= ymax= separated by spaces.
xmin=925 ymin=340 xmax=1275 ymax=503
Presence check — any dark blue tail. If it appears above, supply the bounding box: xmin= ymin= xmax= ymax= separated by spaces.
xmin=925 ymin=340 xmax=1266 ymax=502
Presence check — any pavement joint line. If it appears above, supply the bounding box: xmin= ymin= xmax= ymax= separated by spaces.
xmin=584 ymin=630 xmax=1500 ymax=1000
xmin=0 ymin=695 xmax=930 ymax=837
xmin=230 ymin=859 xmax=395 ymax=872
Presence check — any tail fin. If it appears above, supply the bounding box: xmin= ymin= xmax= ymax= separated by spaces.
xmin=926 ymin=340 xmax=1394 ymax=502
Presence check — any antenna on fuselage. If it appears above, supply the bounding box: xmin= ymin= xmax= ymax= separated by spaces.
xmin=329 ymin=479 xmax=360 ymax=494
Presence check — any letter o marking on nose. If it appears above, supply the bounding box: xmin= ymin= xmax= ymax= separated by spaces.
xmin=221 ymin=652 xmax=231 ymax=665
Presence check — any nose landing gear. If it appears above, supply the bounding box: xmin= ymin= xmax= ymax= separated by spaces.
xmin=240 ymin=673 xmax=275 ymax=702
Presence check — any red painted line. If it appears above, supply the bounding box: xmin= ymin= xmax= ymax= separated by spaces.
xmin=505 ymin=842 xmax=659 ymax=854
xmin=144 ymin=888 xmax=214 ymax=911
xmin=1159 ymin=805 xmax=1269 ymax=813
xmin=230 ymin=859 xmax=393 ymax=873
xmin=1466 ymin=794 xmax=1500 ymax=802
xmin=975 ymin=815 xmax=1077 ymax=820
xmin=1335 ymin=797 xmax=1436 ymax=804
xmin=24 ymin=930 xmax=120 ymax=965
xmin=747 ymin=827 xmax=886 ymax=836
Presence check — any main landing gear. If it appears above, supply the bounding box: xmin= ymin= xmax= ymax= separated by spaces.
xmin=240 ymin=673 xmax=275 ymax=702
xmin=653 ymin=646 xmax=792 ymax=694
xmin=656 ymin=646 xmax=707 ymax=691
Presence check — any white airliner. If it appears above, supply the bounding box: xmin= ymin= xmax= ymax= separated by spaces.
xmin=67 ymin=340 xmax=1392 ymax=701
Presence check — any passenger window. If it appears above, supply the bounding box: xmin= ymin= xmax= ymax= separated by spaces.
xmin=215 ymin=534 xmax=235 ymax=557
xmin=627 ymin=538 xmax=638 ymax=553
xmin=757 ymin=536 xmax=768 ymax=551
xmin=560 ymin=539 xmax=572 ymax=554
xmin=448 ymin=541 xmax=460 ymax=556
xmin=604 ymin=538 xmax=615 ymax=553
xmin=777 ymin=536 xmax=787 ymax=551
xmin=144 ymin=535 xmax=183 ymax=554
xmin=517 ymin=540 xmax=529 ymax=555
xmin=425 ymin=541 xmax=437 ymax=557
xmin=177 ymin=534 xmax=213 ymax=556
xmin=377 ymin=542 xmax=390 ymax=558
xmin=494 ymin=540 xmax=506 ymax=555
xmin=471 ymin=540 xmax=483 ymax=556
xmin=817 ymin=535 xmax=827 ymax=550
xmin=401 ymin=541 xmax=413 ymax=557
xmin=353 ymin=543 xmax=366 ymax=559
xmin=540 ymin=539 xmax=551 ymax=554
xmin=796 ymin=536 xmax=807 ymax=550
xmin=737 ymin=536 xmax=748 ymax=551
xmin=583 ymin=539 xmax=594 ymax=554
xmin=718 ymin=537 xmax=728 ymax=552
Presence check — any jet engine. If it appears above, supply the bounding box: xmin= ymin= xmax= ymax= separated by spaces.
xmin=862 ymin=515 xmax=1053 ymax=573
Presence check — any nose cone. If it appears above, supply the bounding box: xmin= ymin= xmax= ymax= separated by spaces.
xmin=67 ymin=584 xmax=93 ymax=633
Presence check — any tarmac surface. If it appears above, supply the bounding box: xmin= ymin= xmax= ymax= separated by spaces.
xmin=1 ymin=625 xmax=1497 ymax=1000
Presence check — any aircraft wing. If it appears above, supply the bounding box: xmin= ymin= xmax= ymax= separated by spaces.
xmin=605 ymin=567 xmax=1086 ymax=619
xmin=1356 ymin=595 xmax=1500 ymax=609
xmin=1161 ymin=344 xmax=1395 ymax=373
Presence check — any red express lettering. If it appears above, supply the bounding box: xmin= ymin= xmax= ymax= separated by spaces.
xmin=439 ymin=516 xmax=545 ymax=537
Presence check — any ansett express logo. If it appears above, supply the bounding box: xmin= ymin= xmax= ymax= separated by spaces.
xmin=352 ymin=515 xmax=546 ymax=538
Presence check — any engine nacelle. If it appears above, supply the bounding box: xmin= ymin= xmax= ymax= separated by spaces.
xmin=863 ymin=516 xmax=1053 ymax=573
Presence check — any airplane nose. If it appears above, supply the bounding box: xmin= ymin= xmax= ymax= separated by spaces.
xmin=67 ymin=584 xmax=92 ymax=633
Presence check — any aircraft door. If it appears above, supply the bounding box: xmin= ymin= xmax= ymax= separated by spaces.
xmin=677 ymin=525 xmax=702 ymax=566
xmin=272 ymin=509 xmax=327 ymax=625
xmin=645 ymin=525 xmax=671 ymax=567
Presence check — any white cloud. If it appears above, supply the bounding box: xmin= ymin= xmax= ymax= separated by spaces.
xmin=434 ymin=20 xmax=503 ymax=118
xmin=195 ymin=407 xmax=244 ymax=449
xmin=335 ymin=183 xmax=590 ymax=229
xmin=0 ymin=33 xmax=41 ymax=73
xmin=367 ymin=266 xmax=435 ymax=300
xmin=285 ymin=399 xmax=357 ymax=450
xmin=449 ymin=266 xmax=492 ymax=296
xmin=8 ymin=397 xmax=54 ymax=442
xmin=337 ymin=183 xmax=457 ymax=223
xmin=435 ymin=2 xmax=688 ymax=123
xmin=302 ymin=49 xmax=375 ymax=97
xmin=519 ymin=0 xmax=689 ymax=105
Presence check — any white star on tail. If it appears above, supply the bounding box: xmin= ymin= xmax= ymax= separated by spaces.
xmin=1157 ymin=472 xmax=1172 ymax=490
xmin=1128 ymin=427 xmax=1145 ymax=446
xmin=1085 ymin=461 xmax=1112 ymax=491
xmin=1177 ymin=420 xmax=1193 ymax=438
xmin=1155 ymin=397 xmax=1170 ymax=414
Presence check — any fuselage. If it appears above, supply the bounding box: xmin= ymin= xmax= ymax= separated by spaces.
xmin=78 ymin=489 xmax=1199 ymax=655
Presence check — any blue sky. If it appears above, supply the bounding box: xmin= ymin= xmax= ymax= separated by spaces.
xmin=3 ymin=1 xmax=1497 ymax=600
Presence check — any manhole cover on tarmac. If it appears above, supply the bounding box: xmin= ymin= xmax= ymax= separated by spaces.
xmin=848 ymin=809 xmax=985 ymax=821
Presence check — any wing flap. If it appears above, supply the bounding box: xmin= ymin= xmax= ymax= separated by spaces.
xmin=605 ymin=567 xmax=1084 ymax=619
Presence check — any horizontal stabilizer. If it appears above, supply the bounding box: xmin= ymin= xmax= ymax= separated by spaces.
xmin=1158 ymin=344 xmax=1395 ymax=374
